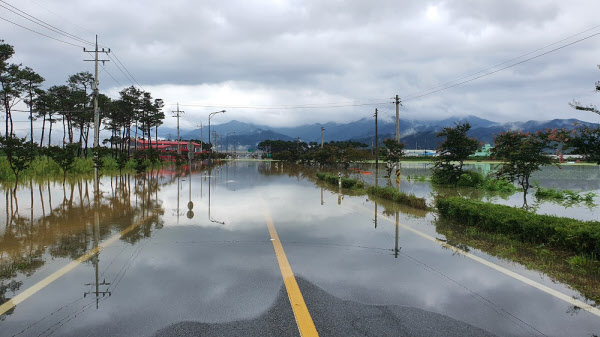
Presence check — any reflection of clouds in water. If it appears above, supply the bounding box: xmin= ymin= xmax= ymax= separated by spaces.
xmin=160 ymin=178 xmax=351 ymax=229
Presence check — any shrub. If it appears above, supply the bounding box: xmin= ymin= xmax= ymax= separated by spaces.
xmin=27 ymin=156 xmax=61 ymax=177
xmin=0 ymin=156 xmax=14 ymax=180
xmin=101 ymin=156 xmax=119 ymax=171
xmin=535 ymin=185 xmax=597 ymax=203
xmin=316 ymin=172 xmax=364 ymax=190
xmin=367 ymin=185 xmax=428 ymax=210
xmin=70 ymin=157 xmax=94 ymax=174
xmin=436 ymin=197 xmax=600 ymax=256
xmin=457 ymin=171 xmax=484 ymax=187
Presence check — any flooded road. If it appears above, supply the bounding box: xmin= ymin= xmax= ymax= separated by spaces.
xmin=0 ymin=161 xmax=599 ymax=336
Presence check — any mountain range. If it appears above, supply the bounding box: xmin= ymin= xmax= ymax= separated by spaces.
xmin=157 ymin=115 xmax=597 ymax=150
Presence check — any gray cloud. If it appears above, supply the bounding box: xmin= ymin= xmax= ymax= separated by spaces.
xmin=2 ymin=0 xmax=600 ymax=131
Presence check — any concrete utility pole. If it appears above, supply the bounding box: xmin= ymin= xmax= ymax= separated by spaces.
xmin=395 ymin=95 xmax=401 ymax=142
xmin=374 ymin=108 xmax=379 ymax=185
xmin=83 ymin=35 xmax=110 ymax=181
xmin=395 ymin=94 xmax=402 ymax=187
xmin=172 ymin=103 xmax=183 ymax=154
xmin=321 ymin=127 xmax=325 ymax=148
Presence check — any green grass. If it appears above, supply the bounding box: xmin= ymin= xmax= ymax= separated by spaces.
xmin=436 ymin=197 xmax=600 ymax=257
xmin=406 ymin=174 xmax=428 ymax=182
xmin=367 ymin=185 xmax=428 ymax=210
xmin=432 ymin=169 xmax=518 ymax=194
xmin=535 ymin=185 xmax=596 ymax=203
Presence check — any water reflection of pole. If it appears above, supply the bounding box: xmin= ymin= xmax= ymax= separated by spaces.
xmin=187 ymin=162 xmax=194 ymax=219
xmin=394 ymin=211 xmax=399 ymax=258
xmin=208 ymin=166 xmax=225 ymax=225
xmin=177 ymin=175 xmax=180 ymax=224
xmin=85 ymin=170 xmax=111 ymax=308
xmin=373 ymin=201 xmax=378 ymax=228
xmin=320 ymin=187 xmax=324 ymax=205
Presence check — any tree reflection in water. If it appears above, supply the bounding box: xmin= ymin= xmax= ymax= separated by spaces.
xmin=0 ymin=171 xmax=167 ymax=319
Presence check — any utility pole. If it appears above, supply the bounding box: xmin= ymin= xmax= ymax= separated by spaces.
xmin=374 ymin=108 xmax=379 ymax=186
xmin=320 ymin=127 xmax=325 ymax=148
xmin=395 ymin=95 xmax=401 ymax=142
xmin=395 ymin=95 xmax=402 ymax=189
xmin=172 ymin=103 xmax=183 ymax=154
xmin=84 ymin=35 xmax=110 ymax=181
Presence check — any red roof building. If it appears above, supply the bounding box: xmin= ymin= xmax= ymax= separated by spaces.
xmin=134 ymin=139 xmax=204 ymax=153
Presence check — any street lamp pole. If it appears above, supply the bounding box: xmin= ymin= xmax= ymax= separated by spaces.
xmin=208 ymin=110 xmax=225 ymax=152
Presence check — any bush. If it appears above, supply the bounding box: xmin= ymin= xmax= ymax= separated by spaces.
xmin=70 ymin=157 xmax=94 ymax=174
xmin=535 ymin=186 xmax=596 ymax=203
xmin=367 ymin=185 xmax=428 ymax=210
xmin=101 ymin=156 xmax=119 ymax=171
xmin=316 ymin=172 xmax=364 ymax=190
xmin=0 ymin=156 xmax=14 ymax=180
xmin=27 ymin=156 xmax=61 ymax=177
xmin=456 ymin=171 xmax=484 ymax=187
xmin=436 ymin=197 xmax=600 ymax=256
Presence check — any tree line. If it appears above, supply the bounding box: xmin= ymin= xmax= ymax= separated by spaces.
xmin=0 ymin=40 xmax=166 ymax=154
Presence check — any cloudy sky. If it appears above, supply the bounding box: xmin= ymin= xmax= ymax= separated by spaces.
xmin=2 ymin=0 xmax=600 ymax=131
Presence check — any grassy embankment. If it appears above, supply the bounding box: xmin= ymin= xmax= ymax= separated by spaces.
xmin=315 ymin=172 xmax=428 ymax=210
xmin=437 ymin=197 xmax=600 ymax=302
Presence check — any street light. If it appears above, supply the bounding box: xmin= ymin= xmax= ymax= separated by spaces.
xmin=226 ymin=132 xmax=236 ymax=155
xmin=208 ymin=110 xmax=225 ymax=151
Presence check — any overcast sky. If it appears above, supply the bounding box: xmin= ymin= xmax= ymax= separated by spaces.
xmin=2 ymin=0 xmax=600 ymax=131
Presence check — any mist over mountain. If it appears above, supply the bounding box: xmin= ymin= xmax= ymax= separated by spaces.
xmin=159 ymin=115 xmax=597 ymax=149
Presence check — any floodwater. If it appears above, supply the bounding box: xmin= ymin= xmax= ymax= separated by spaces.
xmin=336 ymin=162 xmax=600 ymax=221
xmin=0 ymin=161 xmax=599 ymax=337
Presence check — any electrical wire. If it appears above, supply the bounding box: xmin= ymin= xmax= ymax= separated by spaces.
xmin=100 ymin=64 xmax=125 ymax=90
xmin=0 ymin=0 xmax=94 ymax=46
xmin=174 ymin=101 xmax=393 ymax=110
xmin=110 ymin=52 xmax=145 ymax=91
xmin=402 ymin=24 xmax=600 ymax=101
xmin=402 ymin=32 xmax=600 ymax=102
xmin=0 ymin=15 xmax=84 ymax=48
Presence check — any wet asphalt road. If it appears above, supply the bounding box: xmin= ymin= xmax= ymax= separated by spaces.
xmin=1 ymin=162 xmax=599 ymax=337
xmin=153 ymin=278 xmax=498 ymax=337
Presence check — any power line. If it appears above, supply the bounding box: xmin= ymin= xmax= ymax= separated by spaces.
xmin=173 ymin=101 xmax=393 ymax=110
xmin=100 ymin=64 xmax=125 ymax=89
xmin=0 ymin=15 xmax=84 ymax=48
xmin=0 ymin=0 xmax=94 ymax=46
xmin=403 ymin=24 xmax=600 ymax=100
xmin=110 ymin=51 xmax=145 ymax=91
xmin=403 ymin=32 xmax=600 ymax=102
xmin=105 ymin=53 xmax=136 ymax=88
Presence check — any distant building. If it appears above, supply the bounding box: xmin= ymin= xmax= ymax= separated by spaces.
xmin=133 ymin=139 xmax=204 ymax=153
xmin=474 ymin=144 xmax=493 ymax=157
xmin=404 ymin=149 xmax=437 ymax=157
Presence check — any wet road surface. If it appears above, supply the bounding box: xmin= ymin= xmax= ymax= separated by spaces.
xmin=0 ymin=161 xmax=599 ymax=336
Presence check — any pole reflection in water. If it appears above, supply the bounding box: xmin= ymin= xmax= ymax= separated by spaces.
xmin=373 ymin=201 xmax=378 ymax=228
xmin=394 ymin=211 xmax=400 ymax=258
xmin=0 ymin=172 xmax=165 ymax=319
xmin=187 ymin=163 xmax=194 ymax=219
xmin=177 ymin=175 xmax=181 ymax=224
xmin=320 ymin=187 xmax=324 ymax=206
xmin=208 ymin=166 xmax=225 ymax=225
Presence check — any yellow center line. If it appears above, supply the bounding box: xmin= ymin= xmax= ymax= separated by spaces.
xmin=263 ymin=203 xmax=319 ymax=337
xmin=0 ymin=214 xmax=155 ymax=316
xmin=360 ymin=204 xmax=600 ymax=318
